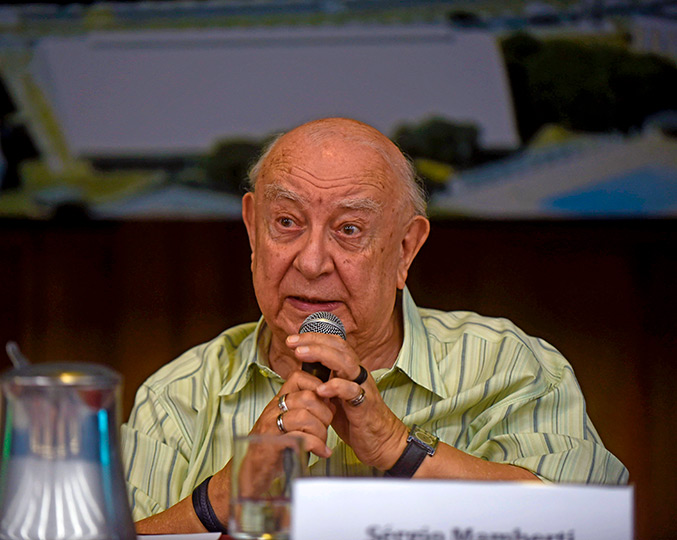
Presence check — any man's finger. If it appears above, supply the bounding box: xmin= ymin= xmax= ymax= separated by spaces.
xmin=288 ymin=431 xmax=332 ymax=459
xmin=278 ymin=389 xmax=334 ymax=426
xmin=315 ymin=377 xmax=367 ymax=405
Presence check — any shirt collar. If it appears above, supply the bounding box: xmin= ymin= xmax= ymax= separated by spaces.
xmin=218 ymin=317 xmax=283 ymax=396
xmin=380 ymin=287 xmax=449 ymax=399
xmin=218 ymin=286 xmax=448 ymax=399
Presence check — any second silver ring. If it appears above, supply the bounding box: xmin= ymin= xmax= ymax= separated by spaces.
xmin=347 ymin=387 xmax=366 ymax=407
xmin=276 ymin=412 xmax=287 ymax=433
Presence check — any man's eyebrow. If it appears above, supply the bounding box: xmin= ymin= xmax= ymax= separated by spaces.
xmin=263 ymin=184 xmax=307 ymax=204
xmin=339 ymin=197 xmax=383 ymax=213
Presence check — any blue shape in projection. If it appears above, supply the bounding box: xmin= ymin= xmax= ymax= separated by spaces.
xmin=544 ymin=166 xmax=677 ymax=216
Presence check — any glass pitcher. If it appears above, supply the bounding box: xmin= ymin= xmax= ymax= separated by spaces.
xmin=0 ymin=362 xmax=135 ymax=540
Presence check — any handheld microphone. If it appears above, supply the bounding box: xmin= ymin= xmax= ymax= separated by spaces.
xmin=299 ymin=311 xmax=346 ymax=382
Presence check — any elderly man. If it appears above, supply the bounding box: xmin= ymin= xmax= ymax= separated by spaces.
xmin=122 ymin=117 xmax=628 ymax=534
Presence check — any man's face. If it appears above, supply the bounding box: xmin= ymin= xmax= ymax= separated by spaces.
xmin=242 ymin=127 xmax=426 ymax=350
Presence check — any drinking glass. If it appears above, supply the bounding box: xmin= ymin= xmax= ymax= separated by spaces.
xmin=229 ymin=434 xmax=306 ymax=540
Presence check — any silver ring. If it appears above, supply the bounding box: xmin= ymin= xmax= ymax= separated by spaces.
xmin=276 ymin=412 xmax=288 ymax=433
xmin=347 ymin=387 xmax=366 ymax=407
xmin=278 ymin=393 xmax=289 ymax=413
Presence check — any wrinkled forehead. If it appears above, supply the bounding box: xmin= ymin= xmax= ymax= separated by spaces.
xmin=257 ymin=130 xmax=404 ymax=197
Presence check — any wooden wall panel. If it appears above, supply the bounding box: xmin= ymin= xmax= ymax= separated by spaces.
xmin=0 ymin=218 xmax=674 ymax=540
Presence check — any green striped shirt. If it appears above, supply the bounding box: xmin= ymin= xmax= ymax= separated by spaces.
xmin=121 ymin=287 xmax=628 ymax=520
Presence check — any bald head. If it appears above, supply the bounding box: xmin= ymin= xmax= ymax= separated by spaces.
xmin=247 ymin=118 xmax=427 ymax=216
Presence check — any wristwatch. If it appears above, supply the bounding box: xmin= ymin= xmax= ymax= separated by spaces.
xmin=385 ymin=424 xmax=439 ymax=478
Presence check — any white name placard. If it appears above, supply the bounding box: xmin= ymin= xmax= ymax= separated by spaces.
xmin=291 ymin=479 xmax=633 ymax=540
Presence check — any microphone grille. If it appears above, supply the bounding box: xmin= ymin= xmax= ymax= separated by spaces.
xmin=299 ymin=311 xmax=346 ymax=340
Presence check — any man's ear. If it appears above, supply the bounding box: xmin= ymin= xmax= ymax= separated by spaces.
xmin=397 ymin=215 xmax=430 ymax=290
xmin=242 ymin=192 xmax=256 ymax=264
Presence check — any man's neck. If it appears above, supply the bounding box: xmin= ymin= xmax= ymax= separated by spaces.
xmin=351 ymin=305 xmax=404 ymax=372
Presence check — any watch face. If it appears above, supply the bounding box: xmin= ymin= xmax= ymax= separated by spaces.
xmin=411 ymin=425 xmax=439 ymax=454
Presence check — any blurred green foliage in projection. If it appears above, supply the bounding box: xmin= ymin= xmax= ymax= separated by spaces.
xmin=502 ymin=32 xmax=677 ymax=143
xmin=202 ymin=139 xmax=264 ymax=195
xmin=393 ymin=117 xmax=481 ymax=169
xmin=392 ymin=117 xmax=484 ymax=196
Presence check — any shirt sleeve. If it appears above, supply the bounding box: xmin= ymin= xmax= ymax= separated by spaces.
xmin=120 ymin=383 xmax=191 ymax=521
xmin=465 ymin=344 xmax=629 ymax=485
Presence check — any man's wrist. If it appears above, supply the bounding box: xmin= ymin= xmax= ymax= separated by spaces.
xmin=381 ymin=423 xmax=410 ymax=471
xmin=384 ymin=425 xmax=439 ymax=478
xmin=192 ymin=476 xmax=228 ymax=534
xmin=208 ymin=467 xmax=231 ymax=525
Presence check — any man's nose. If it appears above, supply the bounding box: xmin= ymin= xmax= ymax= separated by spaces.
xmin=293 ymin=229 xmax=334 ymax=279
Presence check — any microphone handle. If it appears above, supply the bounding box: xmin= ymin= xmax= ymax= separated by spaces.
xmin=301 ymin=362 xmax=331 ymax=383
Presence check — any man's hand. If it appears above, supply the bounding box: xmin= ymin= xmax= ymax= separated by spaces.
xmin=285 ymin=332 xmax=539 ymax=482
xmin=249 ymin=369 xmax=335 ymax=459
xmin=286 ymin=332 xmax=408 ymax=470
xmin=135 ymin=370 xmax=336 ymax=535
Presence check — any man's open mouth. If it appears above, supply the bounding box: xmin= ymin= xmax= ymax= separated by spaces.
xmin=288 ymin=296 xmax=340 ymax=310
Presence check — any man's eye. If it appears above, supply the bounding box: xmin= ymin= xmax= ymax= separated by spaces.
xmin=341 ymin=224 xmax=359 ymax=236
xmin=279 ymin=217 xmax=294 ymax=228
